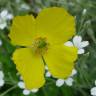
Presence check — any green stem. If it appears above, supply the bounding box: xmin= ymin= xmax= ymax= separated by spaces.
xmin=42 ymin=56 xmax=46 ymax=65
xmin=42 ymin=87 xmax=48 ymax=96
xmin=0 ymin=85 xmax=17 ymax=96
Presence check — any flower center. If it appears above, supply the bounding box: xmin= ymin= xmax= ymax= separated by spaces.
xmin=32 ymin=37 xmax=49 ymax=56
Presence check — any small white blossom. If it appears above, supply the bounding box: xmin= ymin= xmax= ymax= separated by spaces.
xmin=45 ymin=71 xmax=51 ymax=77
xmin=0 ymin=71 xmax=5 ymax=87
xmin=65 ymin=78 xmax=74 ymax=86
xmin=6 ymin=14 xmax=13 ymax=20
xmin=0 ymin=79 xmax=4 ymax=87
xmin=95 ymin=80 xmax=96 ymax=86
xmin=0 ymin=71 xmax=4 ymax=79
xmin=0 ymin=10 xmax=13 ymax=30
xmin=65 ymin=35 xmax=89 ymax=54
xmin=18 ymin=81 xmax=25 ymax=89
xmin=56 ymin=69 xmax=76 ymax=87
xmin=0 ymin=39 xmax=2 ymax=46
xmin=73 ymin=36 xmax=89 ymax=49
xmin=20 ymin=3 xmax=30 ymax=10
xmin=91 ymin=87 xmax=96 ymax=96
xmin=18 ymin=80 xmax=39 ymax=95
xmin=23 ymin=89 xmax=30 ymax=95
xmin=31 ymin=88 xmax=39 ymax=93
xmin=82 ymin=9 xmax=87 ymax=15
xmin=45 ymin=65 xmax=51 ymax=77
xmin=56 ymin=79 xmax=64 ymax=87
xmin=0 ymin=19 xmax=7 ymax=29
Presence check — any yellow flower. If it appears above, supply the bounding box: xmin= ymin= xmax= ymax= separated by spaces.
xmin=9 ymin=7 xmax=77 ymax=89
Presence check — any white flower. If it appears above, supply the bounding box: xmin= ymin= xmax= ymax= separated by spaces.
xmin=45 ymin=65 xmax=51 ymax=77
xmin=0 ymin=79 xmax=4 ymax=87
xmin=95 ymin=80 xmax=96 ymax=86
xmin=22 ymin=88 xmax=39 ymax=95
xmin=0 ymin=10 xmax=13 ymax=30
xmin=0 ymin=71 xmax=5 ymax=87
xmin=64 ymin=35 xmax=89 ymax=54
xmin=45 ymin=71 xmax=51 ymax=77
xmin=20 ymin=3 xmax=30 ymax=10
xmin=82 ymin=9 xmax=87 ymax=15
xmin=0 ymin=71 xmax=4 ymax=79
xmin=65 ymin=78 xmax=74 ymax=86
xmin=23 ymin=89 xmax=30 ymax=95
xmin=0 ymin=39 xmax=2 ymax=46
xmin=18 ymin=80 xmax=39 ymax=95
xmin=56 ymin=69 xmax=76 ymax=87
xmin=18 ymin=81 xmax=25 ymax=89
xmin=0 ymin=19 xmax=7 ymax=29
xmin=31 ymin=88 xmax=39 ymax=93
xmin=91 ymin=87 xmax=96 ymax=96
xmin=56 ymin=79 xmax=64 ymax=87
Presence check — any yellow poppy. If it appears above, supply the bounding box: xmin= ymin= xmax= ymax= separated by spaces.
xmin=9 ymin=7 xmax=77 ymax=89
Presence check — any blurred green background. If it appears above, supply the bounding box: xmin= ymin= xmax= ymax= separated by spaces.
xmin=0 ymin=0 xmax=96 ymax=96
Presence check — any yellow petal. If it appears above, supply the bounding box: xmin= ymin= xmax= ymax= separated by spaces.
xmin=44 ymin=45 xmax=77 ymax=78
xmin=12 ymin=48 xmax=45 ymax=89
xmin=36 ymin=7 xmax=75 ymax=45
xmin=9 ymin=15 xmax=36 ymax=46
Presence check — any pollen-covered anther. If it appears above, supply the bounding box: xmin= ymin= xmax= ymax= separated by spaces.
xmin=32 ymin=37 xmax=49 ymax=55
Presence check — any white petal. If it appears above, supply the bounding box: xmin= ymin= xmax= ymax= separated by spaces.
xmin=18 ymin=81 xmax=25 ymax=89
xmin=0 ymin=79 xmax=4 ymax=87
xmin=80 ymin=41 xmax=89 ymax=48
xmin=65 ymin=78 xmax=74 ymax=86
xmin=0 ymin=10 xmax=8 ymax=18
xmin=56 ymin=79 xmax=64 ymax=87
xmin=71 ymin=69 xmax=77 ymax=76
xmin=64 ymin=41 xmax=73 ymax=47
xmin=78 ymin=49 xmax=85 ymax=54
xmin=0 ymin=40 xmax=2 ymax=46
xmin=0 ymin=22 xmax=7 ymax=29
xmin=6 ymin=14 xmax=13 ymax=20
xmin=82 ymin=9 xmax=87 ymax=15
xmin=95 ymin=80 xmax=96 ymax=86
xmin=0 ymin=71 xmax=4 ymax=79
xmin=31 ymin=88 xmax=39 ymax=93
xmin=73 ymin=36 xmax=82 ymax=43
xmin=23 ymin=89 xmax=30 ymax=95
xmin=20 ymin=4 xmax=30 ymax=10
xmin=91 ymin=87 xmax=96 ymax=96
xmin=45 ymin=71 xmax=51 ymax=77
xmin=73 ymin=36 xmax=82 ymax=48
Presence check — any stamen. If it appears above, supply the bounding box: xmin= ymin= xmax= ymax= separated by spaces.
xmin=32 ymin=37 xmax=49 ymax=55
